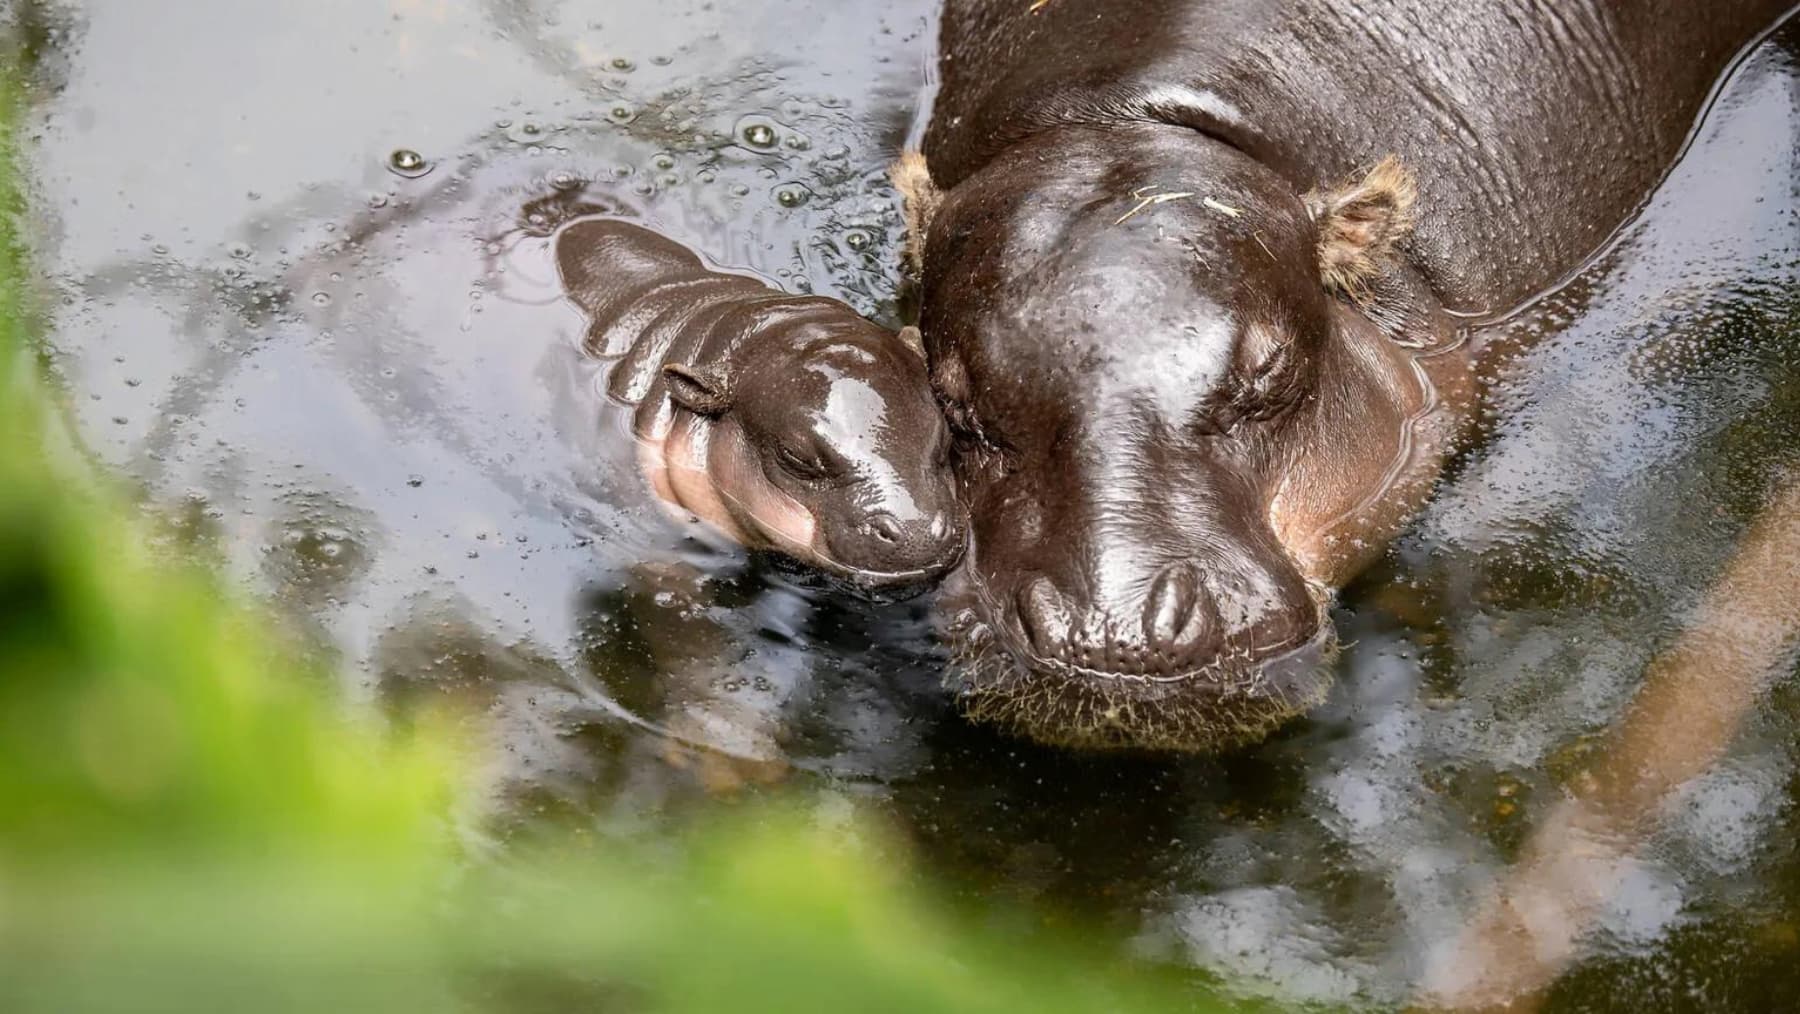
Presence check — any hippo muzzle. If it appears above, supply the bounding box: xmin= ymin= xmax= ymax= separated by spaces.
xmin=824 ymin=505 xmax=965 ymax=584
xmin=937 ymin=436 xmax=1337 ymax=751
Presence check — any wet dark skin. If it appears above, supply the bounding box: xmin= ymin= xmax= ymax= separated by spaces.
xmin=555 ymin=217 xmax=966 ymax=587
xmin=907 ymin=0 xmax=1796 ymax=751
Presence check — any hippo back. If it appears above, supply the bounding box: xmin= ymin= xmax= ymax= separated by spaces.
xmin=554 ymin=217 xmax=842 ymax=433
xmin=926 ymin=0 xmax=1794 ymax=313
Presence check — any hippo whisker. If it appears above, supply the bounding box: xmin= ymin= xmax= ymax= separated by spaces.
xmin=1114 ymin=185 xmax=1198 ymax=225
xmin=940 ymin=583 xmax=1338 ymax=752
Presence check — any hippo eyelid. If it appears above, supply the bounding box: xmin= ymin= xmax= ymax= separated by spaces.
xmin=773 ymin=442 xmax=843 ymax=483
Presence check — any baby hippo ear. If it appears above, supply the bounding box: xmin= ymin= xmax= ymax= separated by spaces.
xmin=897 ymin=325 xmax=926 ymax=362
xmin=662 ymin=362 xmax=733 ymax=416
xmin=1303 ymin=155 xmax=1417 ymax=298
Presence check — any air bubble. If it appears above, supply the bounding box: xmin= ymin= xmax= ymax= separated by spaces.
xmin=387 ymin=148 xmax=432 ymax=178
xmin=548 ymin=169 xmax=580 ymax=190
xmin=773 ymin=183 xmax=812 ymax=208
xmin=608 ymin=105 xmax=636 ymax=124
xmin=505 ymin=120 xmax=548 ymax=144
xmin=737 ymin=115 xmax=781 ymax=150
xmin=652 ymin=152 xmax=676 ymax=170
xmin=844 ymin=229 xmax=874 ymax=252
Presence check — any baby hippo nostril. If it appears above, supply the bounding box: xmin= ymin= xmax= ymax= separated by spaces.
xmin=928 ymin=512 xmax=949 ymax=540
xmin=862 ymin=511 xmax=903 ymax=544
xmin=1144 ymin=564 xmax=1213 ymax=656
xmin=1016 ymin=576 xmax=1074 ymax=658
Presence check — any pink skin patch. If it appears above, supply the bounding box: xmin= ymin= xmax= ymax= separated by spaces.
xmin=1266 ymin=310 xmax=1473 ymax=588
xmin=643 ymin=416 xmax=827 ymax=566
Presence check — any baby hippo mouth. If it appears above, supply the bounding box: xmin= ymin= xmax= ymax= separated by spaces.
xmin=939 ymin=564 xmax=1338 ymax=752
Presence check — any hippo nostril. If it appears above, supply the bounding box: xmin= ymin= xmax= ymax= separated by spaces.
xmin=928 ymin=512 xmax=948 ymax=540
xmin=1144 ymin=563 xmax=1217 ymax=662
xmin=1016 ymin=576 xmax=1073 ymax=658
xmin=1145 ymin=564 xmax=1198 ymax=646
xmin=863 ymin=512 xmax=902 ymax=544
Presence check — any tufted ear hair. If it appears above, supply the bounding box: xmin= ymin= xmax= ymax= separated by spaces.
xmin=662 ymin=361 xmax=733 ymax=416
xmin=891 ymin=151 xmax=942 ymax=278
xmin=1303 ymin=156 xmax=1417 ymax=299
xmin=896 ymin=325 xmax=925 ymax=362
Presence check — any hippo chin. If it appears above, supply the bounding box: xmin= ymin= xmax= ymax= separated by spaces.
xmin=555 ymin=218 xmax=966 ymax=587
xmin=904 ymin=0 xmax=1793 ymax=751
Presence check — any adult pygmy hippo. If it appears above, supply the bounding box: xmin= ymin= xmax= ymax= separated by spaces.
xmin=900 ymin=0 xmax=1795 ymax=750
xmin=555 ymin=217 xmax=966 ymax=587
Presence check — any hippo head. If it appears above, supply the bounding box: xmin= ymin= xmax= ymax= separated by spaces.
xmin=664 ymin=318 xmax=968 ymax=588
xmin=914 ymin=124 xmax=1465 ymax=750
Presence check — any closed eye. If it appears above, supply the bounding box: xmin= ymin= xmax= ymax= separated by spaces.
xmin=945 ymin=413 xmax=1020 ymax=477
xmin=1228 ymin=326 xmax=1308 ymax=423
xmin=773 ymin=443 xmax=843 ymax=482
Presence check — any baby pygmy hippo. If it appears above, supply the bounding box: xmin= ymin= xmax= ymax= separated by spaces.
xmin=555 ymin=217 xmax=966 ymax=586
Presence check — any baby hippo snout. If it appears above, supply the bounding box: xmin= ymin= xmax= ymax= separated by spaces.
xmin=832 ymin=508 xmax=965 ymax=581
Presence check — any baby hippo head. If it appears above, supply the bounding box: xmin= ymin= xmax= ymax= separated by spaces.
xmin=663 ymin=317 xmax=967 ymax=587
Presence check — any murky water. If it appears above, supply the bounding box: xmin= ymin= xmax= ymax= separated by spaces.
xmin=15 ymin=1 xmax=1800 ymax=1009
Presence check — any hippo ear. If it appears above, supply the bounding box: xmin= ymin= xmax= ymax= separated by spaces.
xmin=1303 ymin=156 xmax=1417 ymax=298
xmin=891 ymin=151 xmax=942 ymax=278
xmin=662 ymin=362 xmax=733 ymax=416
xmin=896 ymin=325 xmax=926 ymax=362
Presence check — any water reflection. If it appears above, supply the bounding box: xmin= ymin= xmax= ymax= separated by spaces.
xmin=18 ymin=1 xmax=1800 ymax=1009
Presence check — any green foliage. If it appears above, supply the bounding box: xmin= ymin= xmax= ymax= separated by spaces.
xmin=0 ymin=48 xmax=1245 ymax=1014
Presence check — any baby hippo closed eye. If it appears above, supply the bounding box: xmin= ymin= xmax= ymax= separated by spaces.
xmin=556 ymin=217 xmax=966 ymax=586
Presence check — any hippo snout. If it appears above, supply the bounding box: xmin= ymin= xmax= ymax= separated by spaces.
xmin=1011 ymin=563 xmax=1312 ymax=678
xmin=943 ymin=556 xmax=1336 ymax=752
xmin=829 ymin=508 xmax=966 ymax=582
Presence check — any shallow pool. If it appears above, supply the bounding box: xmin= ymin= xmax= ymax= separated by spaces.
xmin=17 ymin=1 xmax=1800 ymax=1009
